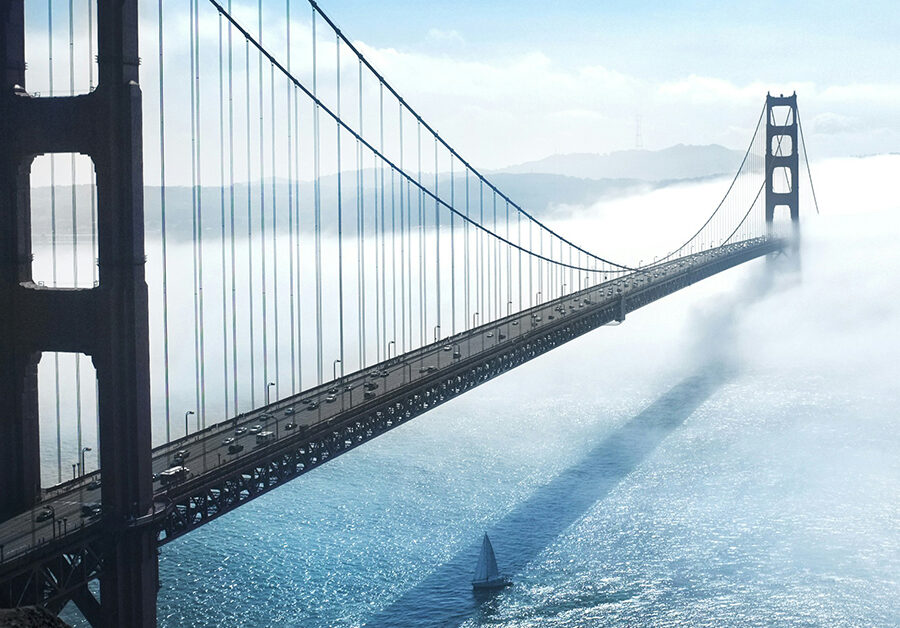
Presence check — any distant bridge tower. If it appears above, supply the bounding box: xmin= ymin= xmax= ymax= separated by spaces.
xmin=1 ymin=1 xmax=157 ymax=625
xmin=765 ymin=92 xmax=800 ymax=251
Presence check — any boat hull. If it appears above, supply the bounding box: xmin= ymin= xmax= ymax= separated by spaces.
xmin=472 ymin=577 xmax=511 ymax=590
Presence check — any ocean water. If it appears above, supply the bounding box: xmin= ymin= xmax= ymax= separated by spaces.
xmin=61 ymin=156 xmax=900 ymax=626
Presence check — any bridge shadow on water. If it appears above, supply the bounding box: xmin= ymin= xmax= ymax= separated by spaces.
xmin=365 ymin=364 xmax=733 ymax=628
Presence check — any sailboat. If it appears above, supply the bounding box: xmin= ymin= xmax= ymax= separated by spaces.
xmin=472 ymin=533 xmax=512 ymax=590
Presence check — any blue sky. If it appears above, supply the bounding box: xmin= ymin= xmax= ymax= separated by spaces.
xmin=24 ymin=0 xmax=899 ymax=182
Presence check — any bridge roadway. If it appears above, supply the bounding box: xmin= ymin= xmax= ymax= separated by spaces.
xmin=0 ymin=236 xmax=782 ymax=607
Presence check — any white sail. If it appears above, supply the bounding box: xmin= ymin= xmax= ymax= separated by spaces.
xmin=473 ymin=534 xmax=501 ymax=583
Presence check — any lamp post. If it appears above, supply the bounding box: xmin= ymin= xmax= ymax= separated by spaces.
xmin=80 ymin=447 xmax=92 ymax=477
xmin=387 ymin=340 xmax=395 ymax=360
xmin=265 ymin=382 xmax=275 ymax=406
xmin=433 ymin=325 xmax=441 ymax=342
xmin=333 ymin=359 xmax=342 ymax=382
xmin=472 ymin=312 xmax=479 ymax=329
xmin=184 ymin=410 xmax=194 ymax=437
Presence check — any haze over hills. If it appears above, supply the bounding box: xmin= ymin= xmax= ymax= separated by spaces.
xmin=28 ymin=145 xmax=748 ymax=239
xmin=496 ymin=144 xmax=745 ymax=181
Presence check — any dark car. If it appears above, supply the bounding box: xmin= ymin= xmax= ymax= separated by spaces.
xmin=307 ymin=401 xmax=320 ymax=411
xmin=364 ymin=391 xmax=377 ymax=400
xmin=284 ymin=407 xmax=295 ymax=416
xmin=227 ymin=443 xmax=244 ymax=455
xmin=364 ymin=382 xmax=379 ymax=391
xmin=86 ymin=479 xmax=101 ymax=491
xmin=81 ymin=503 xmax=102 ymax=518
xmin=35 ymin=507 xmax=54 ymax=523
xmin=173 ymin=449 xmax=190 ymax=464
xmin=285 ymin=422 xmax=297 ymax=430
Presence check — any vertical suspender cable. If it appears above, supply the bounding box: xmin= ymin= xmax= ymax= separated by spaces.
xmin=417 ymin=121 xmax=424 ymax=346
xmin=464 ymin=168 xmax=469 ymax=329
xmin=271 ymin=54 xmax=280 ymax=398
xmin=195 ymin=0 xmax=207 ymax=427
xmin=158 ymin=0 xmax=172 ymax=442
xmin=48 ymin=0 xmax=62 ymax=483
xmin=380 ymin=115 xmax=387 ymax=360
xmin=356 ymin=59 xmax=365 ymax=369
xmin=228 ymin=0 xmax=239 ymax=413
xmin=294 ymin=82 xmax=302 ymax=390
xmin=69 ymin=0 xmax=83 ymax=463
xmin=218 ymin=12 xmax=230 ymax=419
xmin=312 ymin=8 xmax=323 ymax=384
xmin=398 ymin=106 xmax=406 ymax=353
xmin=258 ymin=0 xmax=269 ymax=400
xmin=336 ymin=35 xmax=345 ymax=378
xmin=450 ymin=156 xmax=455 ymax=334
xmin=189 ymin=0 xmax=201 ymax=432
xmin=434 ymin=135 xmax=440 ymax=338
xmin=245 ymin=37 xmax=256 ymax=406
xmin=286 ymin=0 xmax=296 ymax=394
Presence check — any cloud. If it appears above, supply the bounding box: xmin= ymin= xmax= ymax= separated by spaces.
xmin=426 ymin=28 xmax=466 ymax=48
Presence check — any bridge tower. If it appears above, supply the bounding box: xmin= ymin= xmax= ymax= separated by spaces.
xmin=1 ymin=1 xmax=157 ymax=625
xmin=765 ymin=92 xmax=800 ymax=251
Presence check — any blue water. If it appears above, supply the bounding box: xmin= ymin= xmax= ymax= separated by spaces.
xmin=62 ymin=173 xmax=900 ymax=627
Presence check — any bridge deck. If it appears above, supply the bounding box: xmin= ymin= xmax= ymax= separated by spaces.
xmin=0 ymin=237 xmax=782 ymax=607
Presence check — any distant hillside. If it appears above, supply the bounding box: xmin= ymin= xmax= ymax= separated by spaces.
xmin=497 ymin=144 xmax=745 ymax=181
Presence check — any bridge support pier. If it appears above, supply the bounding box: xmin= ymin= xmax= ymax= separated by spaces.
xmin=1 ymin=1 xmax=157 ymax=625
xmin=765 ymin=92 xmax=800 ymax=255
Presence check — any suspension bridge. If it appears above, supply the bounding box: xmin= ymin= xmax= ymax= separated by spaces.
xmin=0 ymin=1 xmax=816 ymax=625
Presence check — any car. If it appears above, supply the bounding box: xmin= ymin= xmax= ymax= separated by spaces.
xmin=307 ymin=401 xmax=319 ymax=411
xmin=301 ymin=398 xmax=313 ymax=404
xmin=325 ymin=394 xmax=337 ymax=403
xmin=81 ymin=503 xmax=102 ymax=518
xmin=86 ymin=479 xmax=101 ymax=491
xmin=222 ymin=437 xmax=235 ymax=446
xmin=152 ymin=473 xmax=160 ymax=482
xmin=364 ymin=391 xmax=377 ymax=400
xmin=173 ymin=449 xmax=190 ymax=463
xmin=255 ymin=430 xmax=276 ymax=445
xmin=327 ymin=387 xmax=339 ymax=394
xmin=284 ymin=407 xmax=295 ymax=416
xmin=343 ymin=385 xmax=354 ymax=392
xmin=35 ymin=507 xmax=54 ymax=523
xmin=512 ymin=320 xmax=518 ymax=326
xmin=498 ymin=333 xmax=506 ymax=340
xmin=261 ymin=413 xmax=274 ymax=421
xmin=227 ymin=443 xmax=244 ymax=455
xmin=364 ymin=382 xmax=379 ymax=391
xmin=486 ymin=332 xmax=494 ymax=338
xmin=285 ymin=422 xmax=297 ymax=430
xmin=249 ymin=424 xmax=263 ymax=434
xmin=453 ymin=349 xmax=461 ymax=359
xmin=235 ymin=426 xmax=248 ymax=436
xmin=443 ymin=345 xmax=452 ymax=352
xmin=418 ymin=365 xmax=437 ymax=374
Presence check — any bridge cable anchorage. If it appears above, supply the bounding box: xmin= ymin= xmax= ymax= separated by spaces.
xmin=796 ymin=108 xmax=821 ymax=216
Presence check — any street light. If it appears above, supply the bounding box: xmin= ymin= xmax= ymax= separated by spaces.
xmin=184 ymin=410 xmax=195 ymax=437
xmin=266 ymin=382 xmax=275 ymax=405
xmin=81 ymin=447 xmax=92 ymax=477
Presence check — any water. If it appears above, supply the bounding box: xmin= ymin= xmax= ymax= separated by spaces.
xmin=61 ymin=156 xmax=900 ymax=626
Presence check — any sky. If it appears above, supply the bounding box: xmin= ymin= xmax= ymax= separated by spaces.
xmin=307 ymin=0 xmax=899 ymax=162
xmin=22 ymin=0 xmax=899 ymax=183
